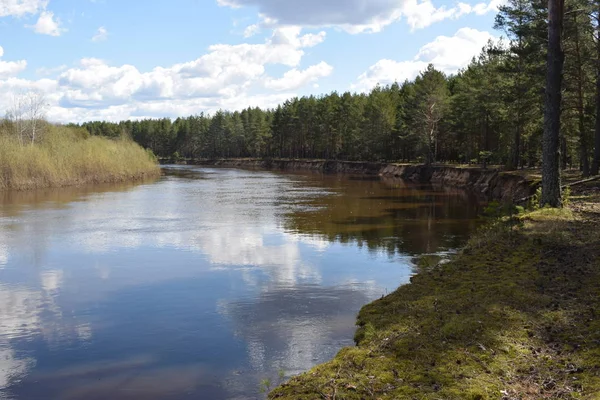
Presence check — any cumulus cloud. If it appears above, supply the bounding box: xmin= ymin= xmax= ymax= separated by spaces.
xmin=27 ymin=10 xmax=65 ymax=36
xmin=265 ymin=62 xmax=333 ymax=91
xmin=91 ymin=26 xmax=108 ymax=42
xmin=219 ymin=0 xmax=506 ymax=33
xmin=36 ymin=64 xmax=67 ymax=76
xmin=353 ymin=27 xmax=498 ymax=91
xmin=0 ymin=27 xmax=331 ymax=122
xmin=1 ymin=0 xmax=65 ymax=37
xmin=0 ymin=0 xmax=48 ymax=17
xmin=0 ymin=46 xmax=27 ymax=78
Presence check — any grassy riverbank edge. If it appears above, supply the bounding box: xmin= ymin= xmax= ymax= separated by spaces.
xmin=269 ymin=183 xmax=600 ymax=399
xmin=0 ymin=128 xmax=160 ymax=191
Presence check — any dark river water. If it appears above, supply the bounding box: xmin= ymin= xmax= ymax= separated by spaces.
xmin=0 ymin=166 xmax=483 ymax=400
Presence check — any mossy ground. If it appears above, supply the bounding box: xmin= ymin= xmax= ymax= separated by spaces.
xmin=270 ymin=182 xmax=600 ymax=400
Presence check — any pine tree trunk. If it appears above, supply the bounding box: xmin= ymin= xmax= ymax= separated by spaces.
xmin=509 ymin=124 xmax=521 ymax=170
xmin=593 ymin=6 xmax=600 ymax=175
xmin=542 ymin=0 xmax=564 ymax=207
xmin=573 ymin=12 xmax=590 ymax=177
xmin=561 ymin=135 xmax=568 ymax=170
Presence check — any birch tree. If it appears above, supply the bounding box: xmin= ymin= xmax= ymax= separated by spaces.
xmin=5 ymin=91 xmax=47 ymax=145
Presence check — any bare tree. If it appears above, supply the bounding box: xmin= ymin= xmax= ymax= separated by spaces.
xmin=6 ymin=93 xmax=27 ymax=145
xmin=25 ymin=91 xmax=47 ymax=145
xmin=5 ymin=91 xmax=47 ymax=146
xmin=421 ymin=100 xmax=443 ymax=165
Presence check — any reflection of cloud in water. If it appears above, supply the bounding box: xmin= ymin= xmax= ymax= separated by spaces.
xmin=41 ymin=270 xmax=63 ymax=293
xmin=0 ymin=347 xmax=34 ymax=389
xmin=75 ymin=324 xmax=92 ymax=342
xmin=288 ymin=234 xmax=330 ymax=252
xmin=0 ymin=272 xmax=93 ymax=390
xmin=0 ymin=280 xmax=77 ymax=345
xmin=0 ymin=229 xmax=9 ymax=268
xmin=95 ymin=263 xmax=111 ymax=280
xmin=201 ymin=226 xmax=292 ymax=266
xmin=0 ymin=244 xmax=7 ymax=269
xmin=0 ymin=169 xmax=337 ymax=293
xmin=79 ymin=231 xmax=143 ymax=254
xmin=205 ymin=226 xmax=324 ymax=286
xmin=26 ymin=355 xmax=226 ymax=400
xmin=0 ymin=286 xmax=43 ymax=340
xmin=0 ymin=286 xmax=42 ymax=392
xmin=219 ymin=285 xmax=372 ymax=375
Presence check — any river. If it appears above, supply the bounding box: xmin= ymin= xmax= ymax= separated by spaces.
xmin=0 ymin=165 xmax=483 ymax=400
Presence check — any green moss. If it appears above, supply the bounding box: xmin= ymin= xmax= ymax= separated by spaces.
xmin=524 ymin=206 xmax=574 ymax=221
xmin=270 ymin=193 xmax=600 ymax=400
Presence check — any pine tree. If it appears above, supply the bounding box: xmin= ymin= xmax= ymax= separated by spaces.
xmin=542 ymin=0 xmax=565 ymax=207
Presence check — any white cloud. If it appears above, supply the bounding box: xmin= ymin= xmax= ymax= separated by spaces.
xmin=353 ymin=27 xmax=497 ymax=91
xmin=354 ymin=59 xmax=428 ymax=91
xmin=298 ymin=31 xmax=326 ymax=47
xmin=28 ymin=10 xmax=65 ymax=36
xmin=0 ymin=46 xmax=27 ymax=78
xmin=0 ymin=27 xmax=331 ymax=122
xmin=244 ymin=23 xmax=260 ymax=38
xmin=220 ymin=0 xmax=506 ymax=33
xmin=36 ymin=64 xmax=67 ymax=76
xmin=91 ymin=26 xmax=108 ymax=42
xmin=265 ymin=61 xmax=333 ymax=91
xmin=0 ymin=0 xmax=48 ymax=17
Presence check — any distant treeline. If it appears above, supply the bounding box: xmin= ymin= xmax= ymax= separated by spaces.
xmin=76 ymin=0 xmax=600 ymax=175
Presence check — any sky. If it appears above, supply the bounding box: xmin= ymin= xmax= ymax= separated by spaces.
xmin=0 ymin=0 xmax=505 ymax=123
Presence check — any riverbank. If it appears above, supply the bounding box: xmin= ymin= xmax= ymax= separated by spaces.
xmin=0 ymin=127 xmax=160 ymax=191
xmin=167 ymin=158 xmax=535 ymax=202
xmin=269 ymin=182 xmax=600 ymax=399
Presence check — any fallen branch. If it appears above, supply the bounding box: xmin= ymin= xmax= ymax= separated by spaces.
xmin=515 ymin=175 xmax=600 ymax=204
xmin=564 ymin=174 xmax=600 ymax=188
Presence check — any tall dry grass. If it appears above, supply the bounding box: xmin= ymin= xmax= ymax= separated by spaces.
xmin=0 ymin=125 xmax=160 ymax=190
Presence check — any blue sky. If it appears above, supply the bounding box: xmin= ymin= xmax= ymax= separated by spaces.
xmin=0 ymin=0 xmax=503 ymax=122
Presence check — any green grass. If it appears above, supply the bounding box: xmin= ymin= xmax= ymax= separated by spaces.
xmin=0 ymin=126 xmax=160 ymax=190
xmin=270 ymin=190 xmax=600 ymax=399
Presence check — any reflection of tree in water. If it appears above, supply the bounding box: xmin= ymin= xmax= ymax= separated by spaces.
xmin=282 ymin=175 xmax=484 ymax=256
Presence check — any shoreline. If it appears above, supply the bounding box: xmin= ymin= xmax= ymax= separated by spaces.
xmin=163 ymin=158 xmax=537 ymax=203
xmin=0 ymin=169 xmax=161 ymax=192
xmin=268 ymin=182 xmax=600 ymax=399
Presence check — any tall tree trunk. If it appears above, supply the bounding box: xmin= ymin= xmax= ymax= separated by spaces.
xmin=542 ymin=0 xmax=564 ymax=207
xmin=593 ymin=5 xmax=600 ymax=175
xmin=573 ymin=12 xmax=590 ymax=177
xmin=509 ymin=35 xmax=525 ymax=171
xmin=561 ymin=135 xmax=568 ymax=170
xmin=509 ymin=115 xmax=522 ymax=170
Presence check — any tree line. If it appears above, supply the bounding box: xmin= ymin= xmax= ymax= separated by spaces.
xmin=74 ymin=0 xmax=600 ymax=182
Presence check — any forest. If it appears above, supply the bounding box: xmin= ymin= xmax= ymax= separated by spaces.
xmin=76 ymin=0 xmax=600 ymax=177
